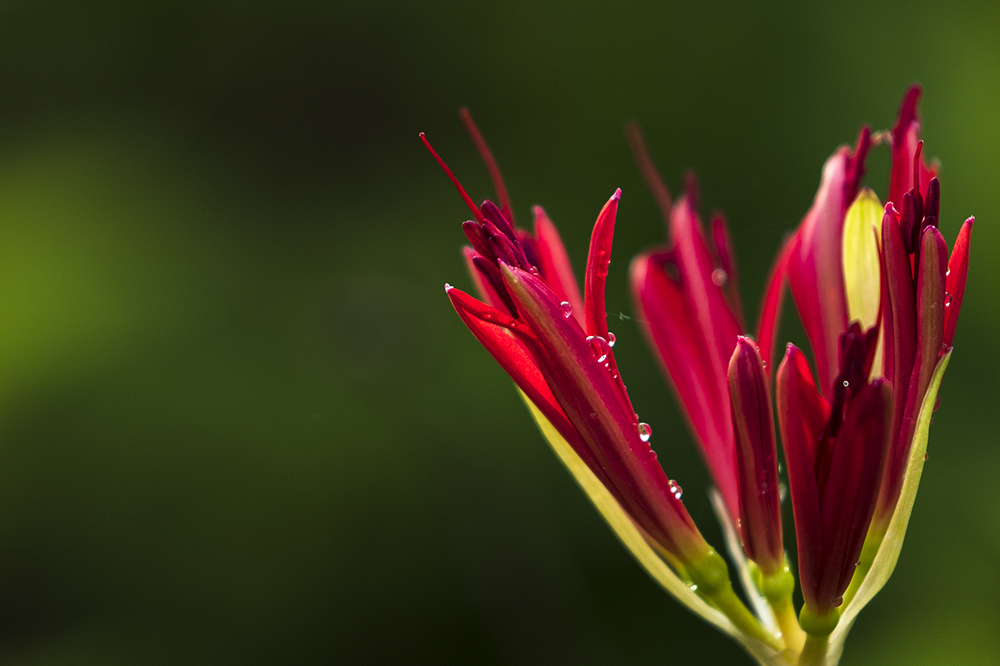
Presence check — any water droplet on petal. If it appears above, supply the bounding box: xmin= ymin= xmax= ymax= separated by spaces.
xmin=944 ymin=291 xmax=952 ymax=307
xmin=638 ymin=422 xmax=652 ymax=442
xmin=842 ymin=380 xmax=850 ymax=388
xmin=560 ymin=301 xmax=573 ymax=318
xmin=711 ymin=268 xmax=728 ymax=286
xmin=607 ymin=332 xmax=616 ymax=347
xmin=589 ymin=412 xmax=598 ymax=420
xmin=946 ymin=268 xmax=951 ymax=277
xmin=689 ymin=584 xmax=698 ymax=592
xmin=586 ymin=335 xmax=609 ymax=363
xmin=669 ymin=479 xmax=683 ymax=500
xmin=834 ymin=595 xmax=844 ymax=607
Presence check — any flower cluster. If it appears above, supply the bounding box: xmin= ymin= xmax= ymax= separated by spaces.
xmin=424 ymin=87 xmax=972 ymax=666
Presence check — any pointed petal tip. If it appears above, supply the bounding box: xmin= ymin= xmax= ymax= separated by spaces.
xmin=444 ymin=282 xmax=453 ymax=292
xmin=612 ymin=188 xmax=622 ymax=201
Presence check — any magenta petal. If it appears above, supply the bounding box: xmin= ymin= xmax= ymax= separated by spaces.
xmin=880 ymin=204 xmax=916 ymax=448
xmin=670 ymin=197 xmax=743 ymax=381
xmin=499 ymin=262 xmax=706 ymax=561
xmin=786 ymin=148 xmax=851 ymax=402
xmin=912 ymin=227 xmax=948 ymax=401
xmin=757 ymin=233 xmax=794 ymax=372
xmin=816 ymin=379 xmax=891 ymax=609
xmin=630 ymin=250 xmax=740 ymax=521
xmin=583 ymin=189 xmax=622 ymax=340
xmin=776 ymin=344 xmax=830 ymax=608
xmin=944 ymin=217 xmax=974 ymax=347
xmin=888 ymin=85 xmax=938 ymax=210
xmin=445 ymin=285 xmax=597 ymax=468
xmin=533 ymin=205 xmax=585 ymax=322
xmin=462 ymin=246 xmax=505 ymax=310
xmin=728 ymin=337 xmax=783 ymax=574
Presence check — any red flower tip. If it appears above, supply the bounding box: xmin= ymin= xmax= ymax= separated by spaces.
xmin=728 ymin=336 xmax=783 ymax=574
xmin=944 ymin=217 xmax=973 ymax=347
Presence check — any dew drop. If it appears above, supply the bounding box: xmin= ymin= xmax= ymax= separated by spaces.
xmin=560 ymin=301 xmax=573 ymax=318
xmin=586 ymin=335 xmax=610 ymax=363
xmin=944 ymin=291 xmax=952 ymax=307
xmin=589 ymin=412 xmax=598 ymax=420
xmin=946 ymin=268 xmax=951 ymax=277
xmin=834 ymin=595 xmax=844 ymax=607
xmin=689 ymin=584 xmax=699 ymax=592
xmin=924 ymin=452 xmax=929 ymax=461
xmin=638 ymin=422 xmax=652 ymax=442
xmin=607 ymin=332 xmax=616 ymax=347
xmin=669 ymin=479 xmax=683 ymax=500
xmin=842 ymin=380 xmax=850 ymax=388
xmin=779 ymin=483 xmax=788 ymax=503
xmin=711 ymin=268 xmax=728 ymax=286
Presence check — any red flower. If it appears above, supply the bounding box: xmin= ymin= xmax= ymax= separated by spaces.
xmin=427 ymin=86 xmax=973 ymax=665
xmin=422 ymin=114 xmax=781 ymax=653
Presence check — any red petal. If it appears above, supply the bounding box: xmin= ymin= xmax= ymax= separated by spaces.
xmin=878 ymin=226 xmax=947 ymax=522
xmin=446 ymin=286 xmax=592 ymax=467
xmin=728 ymin=337 xmax=783 ymax=574
xmin=944 ymin=217 xmax=973 ymax=347
xmin=500 ymin=262 xmax=706 ymax=562
xmin=757 ymin=232 xmax=795 ymax=371
xmin=670 ymin=196 xmax=743 ymax=402
xmin=888 ymin=85 xmax=938 ymax=210
xmin=816 ymin=379 xmax=891 ymax=609
xmin=786 ymin=148 xmax=852 ymax=402
xmin=533 ymin=205 xmax=585 ymax=323
xmin=462 ymin=247 xmax=505 ymax=310
xmin=776 ymin=344 xmax=830 ymax=608
xmin=878 ymin=204 xmax=917 ymax=508
xmin=583 ymin=189 xmax=621 ymax=340
xmin=630 ymin=251 xmax=740 ymax=518
xmin=913 ymin=227 xmax=948 ymax=402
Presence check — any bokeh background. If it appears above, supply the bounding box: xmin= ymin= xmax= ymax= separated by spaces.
xmin=0 ymin=1 xmax=995 ymax=664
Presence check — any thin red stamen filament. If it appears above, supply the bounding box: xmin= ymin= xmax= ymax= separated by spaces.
xmin=458 ymin=108 xmax=513 ymax=224
xmin=625 ymin=122 xmax=673 ymax=220
xmin=419 ymin=132 xmax=485 ymax=223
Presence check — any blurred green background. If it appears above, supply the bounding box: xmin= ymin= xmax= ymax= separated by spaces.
xmin=0 ymin=1 xmax=995 ymax=664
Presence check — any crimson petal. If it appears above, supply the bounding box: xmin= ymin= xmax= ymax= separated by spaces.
xmin=944 ymin=217 xmax=973 ymax=346
xmin=533 ymin=205 xmax=585 ymax=323
xmin=786 ymin=148 xmax=852 ymax=402
xmin=728 ymin=337 xmax=783 ymax=574
xmin=816 ymin=380 xmax=891 ymax=610
xmin=776 ymin=344 xmax=829 ymax=608
xmin=499 ymin=262 xmax=706 ymax=562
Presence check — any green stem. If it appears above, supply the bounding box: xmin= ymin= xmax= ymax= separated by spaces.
xmin=797 ymin=604 xmax=840 ymax=666
xmin=798 ymin=634 xmax=829 ymax=666
xmin=761 ymin=563 xmax=805 ymax=657
xmin=688 ymin=548 xmax=783 ymax=652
